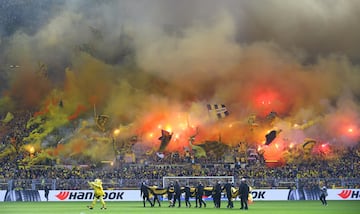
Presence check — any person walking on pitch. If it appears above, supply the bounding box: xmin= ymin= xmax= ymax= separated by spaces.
xmin=238 ymin=178 xmax=250 ymax=210
xmin=320 ymin=185 xmax=328 ymax=206
xmin=87 ymin=178 xmax=107 ymax=210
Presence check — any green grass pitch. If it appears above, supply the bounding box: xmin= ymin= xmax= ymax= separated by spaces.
xmin=2 ymin=201 xmax=360 ymax=214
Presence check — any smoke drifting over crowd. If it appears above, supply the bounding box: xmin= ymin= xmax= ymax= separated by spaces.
xmin=0 ymin=0 xmax=359 ymax=165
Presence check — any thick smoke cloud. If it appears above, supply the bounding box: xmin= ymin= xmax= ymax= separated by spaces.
xmin=0 ymin=0 xmax=359 ymax=163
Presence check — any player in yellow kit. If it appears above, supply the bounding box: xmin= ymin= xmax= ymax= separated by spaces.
xmin=87 ymin=178 xmax=107 ymax=210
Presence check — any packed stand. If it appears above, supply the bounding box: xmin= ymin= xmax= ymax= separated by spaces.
xmin=0 ymin=111 xmax=359 ymax=190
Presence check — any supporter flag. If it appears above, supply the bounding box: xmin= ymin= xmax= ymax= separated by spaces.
xmin=265 ymin=129 xmax=282 ymax=145
xmin=198 ymin=140 xmax=230 ymax=158
xmin=156 ymin=152 xmax=165 ymax=159
xmin=207 ymin=104 xmax=229 ymax=119
xmin=302 ymin=138 xmax=316 ymax=152
xmin=1 ymin=112 xmax=14 ymax=123
xmin=231 ymin=186 xmax=239 ymax=198
xmin=147 ymin=186 xmax=168 ymax=195
xmin=204 ymin=186 xmax=214 ymax=196
xmin=191 ymin=143 xmax=207 ymax=158
xmin=158 ymin=129 xmax=173 ymax=152
xmin=95 ymin=114 xmax=110 ymax=132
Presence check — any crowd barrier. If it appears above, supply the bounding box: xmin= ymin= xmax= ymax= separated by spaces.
xmin=1 ymin=189 xmax=359 ymax=202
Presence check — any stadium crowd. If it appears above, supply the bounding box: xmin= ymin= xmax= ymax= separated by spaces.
xmin=0 ymin=111 xmax=359 ymax=191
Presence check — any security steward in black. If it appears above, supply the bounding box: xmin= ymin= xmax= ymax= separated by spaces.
xmin=173 ymin=180 xmax=182 ymax=207
xmin=238 ymin=178 xmax=250 ymax=210
xmin=195 ymin=181 xmax=206 ymax=208
xmin=224 ymin=182 xmax=234 ymax=208
xmin=184 ymin=184 xmax=192 ymax=208
xmin=140 ymin=182 xmax=153 ymax=207
xmin=213 ymin=181 xmax=222 ymax=208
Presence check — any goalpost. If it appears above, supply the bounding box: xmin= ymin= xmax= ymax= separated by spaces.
xmin=162 ymin=176 xmax=234 ymax=188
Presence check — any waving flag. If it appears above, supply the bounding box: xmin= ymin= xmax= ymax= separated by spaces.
xmin=207 ymin=104 xmax=229 ymax=119
xmin=197 ymin=140 xmax=230 ymax=158
xmin=303 ymin=138 xmax=316 ymax=152
xmin=2 ymin=112 xmax=14 ymax=123
xmin=158 ymin=129 xmax=173 ymax=152
xmin=265 ymin=129 xmax=282 ymax=145
xmin=95 ymin=114 xmax=110 ymax=132
xmin=191 ymin=143 xmax=207 ymax=158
